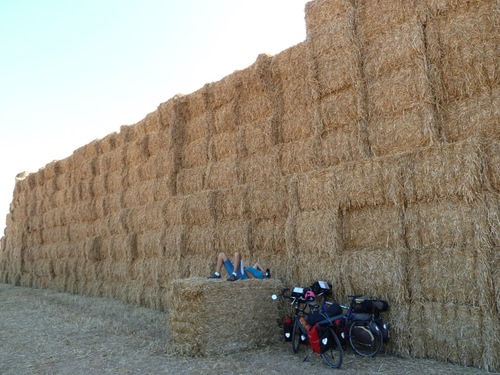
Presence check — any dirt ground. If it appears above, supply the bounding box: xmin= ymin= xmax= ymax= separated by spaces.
xmin=0 ymin=283 xmax=491 ymax=375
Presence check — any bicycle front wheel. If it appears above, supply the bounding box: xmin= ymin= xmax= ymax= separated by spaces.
xmin=320 ymin=327 xmax=343 ymax=369
xmin=292 ymin=319 xmax=306 ymax=353
xmin=348 ymin=320 xmax=383 ymax=357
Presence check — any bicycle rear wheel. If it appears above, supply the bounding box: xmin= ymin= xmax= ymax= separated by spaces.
xmin=348 ymin=320 xmax=383 ymax=357
xmin=320 ymin=327 xmax=343 ymax=369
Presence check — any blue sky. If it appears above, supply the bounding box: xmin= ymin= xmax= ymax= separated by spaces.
xmin=0 ymin=0 xmax=309 ymax=232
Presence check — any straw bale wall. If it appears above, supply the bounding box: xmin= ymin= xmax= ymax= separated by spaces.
xmin=0 ymin=0 xmax=498 ymax=369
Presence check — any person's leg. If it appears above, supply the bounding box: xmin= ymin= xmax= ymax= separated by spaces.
xmin=216 ymin=252 xmax=229 ymax=274
xmin=233 ymin=252 xmax=242 ymax=274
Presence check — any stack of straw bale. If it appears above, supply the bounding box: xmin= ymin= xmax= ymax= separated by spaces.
xmin=0 ymin=0 xmax=498 ymax=370
xmin=167 ymin=278 xmax=283 ymax=356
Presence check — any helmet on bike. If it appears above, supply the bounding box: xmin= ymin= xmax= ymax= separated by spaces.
xmin=304 ymin=290 xmax=316 ymax=300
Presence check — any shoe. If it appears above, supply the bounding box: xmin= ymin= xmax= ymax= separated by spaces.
xmin=227 ymin=273 xmax=238 ymax=281
xmin=208 ymin=273 xmax=221 ymax=279
xmin=265 ymin=269 xmax=271 ymax=278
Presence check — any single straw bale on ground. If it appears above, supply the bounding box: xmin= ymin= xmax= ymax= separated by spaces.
xmin=167 ymin=278 xmax=283 ymax=356
xmin=339 ymin=247 xmax=408 ymax=304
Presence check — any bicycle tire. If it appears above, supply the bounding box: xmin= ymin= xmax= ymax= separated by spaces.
xmin=348 ymin=320 xmax=383 ymax=357
xmin=320 ymin=327 xmax=343 ymax=369
xmin=291 ymin=319 xmax=306 ymax=353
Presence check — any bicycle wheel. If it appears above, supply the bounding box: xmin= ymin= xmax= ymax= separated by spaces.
xmin=320 ymin=327 xmax=343 ymax=369
xmin=291 ymin=319 xmax=307 ymax=353
xmin=348 ymin=320 xmax=383 ymax=357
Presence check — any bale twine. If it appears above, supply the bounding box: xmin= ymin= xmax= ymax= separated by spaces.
xmin=167 ymin=278 xmax=283 ymax=356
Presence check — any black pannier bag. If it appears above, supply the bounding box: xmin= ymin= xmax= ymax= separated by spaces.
xmin=352 ymin=297 xmax=389 ymax=314
xmin=283 ymin=316 xmax=293 ymax=342
xmin=306 ymin=302 xmax=342 ymax=326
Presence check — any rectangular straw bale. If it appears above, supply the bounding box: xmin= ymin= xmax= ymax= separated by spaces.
xmin=250 ymin=217 xmax=286 ymax=257
xmin=167 ymin=278 xmax=283 ymax=356
xmin=237 ymin=63 xmax=268 ymax=103
xmin=123 ymin=140 xmax=148 ymax=168
xmin=486 ymin=140 xmax=499 ymax=193
xmin=307 ymin=32 xmax=361 ymax=96
xmin=320 ymin=86 xmax=364 ymax=132
xmin=143 ymin=111 xmax=161 ymax=134
xmin=339 ymin=247 xmax=407 ymax=303
xmin=366 ymin=64 xmax=434 ymax=118
xmin=403 ymin=138 xmax=487 ymax=204
xmin=408 ymin=247 xmax=480 ymax=306
xmin=271 ymin=43 xmax=311 ymax=111
xmin=184 ymin=88 xmax=207 ymax=122
xmin=102 ymin=193 xmax=121 ymax=215
xmin=209 ymin=131 xmax=237 ymax=161
xmin=305 ymin=0 xmax=356 ymax=39
xmin=183 ymin=114 xmax=209 ymax=145
xmin=295 ymin=209 xmax=342 ymax=258
xmin=241 ymin=117 xmax=276 ymax=155
xmin=356 ymin=0 xmax=421 ymax=41
xmin=246 ymin=178 xmax=288 ymax=219
xmin=92 ymin=175 xmax=107 ymax=198
xmin=182 ymin=138 xmax=208 ymax=169
xmin=97 ymin=131 xmax=119 ymax=154
xmin=429 ymin=1 xmax=497 ymax=101
xmin=240 ymin=147 xmax=282 ymax=184
xmin=441 ymin=91 xmax=499 ymax=142
xmin=122 ymin=180 xmax=156 ymax=207
xmin=107 ymin=211 xmax=129 ymax=236
xmin=182 ymin=191 xmax=216 ymax=226
xmin=404 ymin=195 xmax=494 ymax=250
xmin=319 ymin=123 xmax=365 ymax=167
xmin=411 ymin=301 xmax=484 ymax=368
xmin=297 ymin=169 xmax=336 ymax=211
xmin=239 ymin=95 xmax=273 ymax=124
xmin=343 ymin=204 xmax=405 ymax=251
xmin=104 ymin=147 xmax=124 ymax=173
xmin=136 ymin=229 xmax=164 ymax=259
xmin=212 ymin=103 xmax=235 ymax=134
xmin=363 ymin=17 xmax=426 ymax=80
xmin=205 ymin=156 xmax=239 ymax=190
xmin=209 ymin=73 xmax=239 ymax=111
xmin=213 ymin=186 xmax=247 ymax=222
xmin=154 ymin=151 xmax=175 ymax=179
xmin=162 ymin=196 xmax=184 ymax=227
xmin=214 ymin=220 xmax=250 ymax=256
xmin=176 ymin=166 xmax=206 ymax=195
xmin=281 ymin=107 xmax=314 ymax=143
xmin=280 ymin=140 xmax=316 ymax=176
xmin=369 ymin=103 xmax=437 ymax=157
